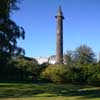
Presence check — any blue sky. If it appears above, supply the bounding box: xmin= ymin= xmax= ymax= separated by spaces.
xmin=11 ymin=0 xmax=100 ymax=57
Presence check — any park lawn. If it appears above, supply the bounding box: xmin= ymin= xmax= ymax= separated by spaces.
xmin=0 ymin=83 xmax=100 ymax=100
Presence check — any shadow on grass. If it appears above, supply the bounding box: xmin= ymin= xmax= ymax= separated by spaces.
xmin=0 ymin=83 xmax=100 ymax=99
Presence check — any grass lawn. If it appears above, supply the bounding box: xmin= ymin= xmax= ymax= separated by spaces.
xmin=0 ymin=83 xmax=100 ymax=100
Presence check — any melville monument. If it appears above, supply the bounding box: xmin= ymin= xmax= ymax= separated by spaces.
xmin=55 ymin=6 xmax=64 ymax=64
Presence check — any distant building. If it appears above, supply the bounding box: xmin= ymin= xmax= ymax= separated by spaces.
xmin=48 ymin=55 xmax=56 ymax=64
xmin=98 ymin=52 xmax=100 ymax=62
xmin=34 ymin=55 xmax=67 ymax=65
xmin=34 ymin=56 xmax=56 ymax=64
xmin=34 ymin=57 xmax=49 ymax=64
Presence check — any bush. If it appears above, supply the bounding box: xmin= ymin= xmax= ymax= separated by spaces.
xmin=9 ymin=58 xmax=39 ymax=81
xmin=41 ymin=64 xmax=69 ymax=83
xmin=86 ymin=64 xmax=100 ymax=85
xmin=41 ymin=63 xmax=100 ymax=85
xmin=68 ymin=64 xmax=100 ymax=84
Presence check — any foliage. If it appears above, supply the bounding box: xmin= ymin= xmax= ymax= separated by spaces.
xmin=64 ymin=45 xmax=96 ymax=66
xmin=0 ymin=0 xmax=25 ymax=81
xmin=0 ymin=0 xmax=25 ymax=55
xmin=5 ymin=56 xmax=49 ymax=81
xmin=75 ymin=45 xmax=96 ymax=64
xmin=42 ymin=64 xmax=69 ymax=83
xmin=0 ymin=0 xmax=21 ymax=18
xmin=0 ymin=19 xmax=25 ymax=55
xmin=64 ymin=50 xmax=73 ymax=65
xmin=42 ymin=63 xmax=100 ymax=85
xmin=8 ymin=56 xmax=39 ymax=81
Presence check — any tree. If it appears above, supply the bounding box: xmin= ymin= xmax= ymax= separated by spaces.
xmin=0 ymin=0 xmax=25 ymax=81
xmin=75 ymin=45 xmax=96 ymax=64
xmin=0 ymin=0 xmax=25 ymax=55
xmin=0 ymin=0 xmax=20 ymax=18
xmin=64 ymin=50 xmax=73 ymax=66
xmin=8 ymin=56 xmax=39 ymax=81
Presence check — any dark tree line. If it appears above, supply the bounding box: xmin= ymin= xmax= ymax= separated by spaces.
xmin=0 ymin=0 xmax=26 ymax=81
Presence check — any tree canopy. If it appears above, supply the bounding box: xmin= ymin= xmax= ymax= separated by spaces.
xmin=75 ymin=45 xmax=96 ymax=64
xmin=65 ymin=45 xmax=96 ymax=66
xmin=0 ymin=0 xmax=25 ymax=55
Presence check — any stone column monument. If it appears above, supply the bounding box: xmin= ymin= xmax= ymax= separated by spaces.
xmin=55 ymin=6 xmax=64 ymax=64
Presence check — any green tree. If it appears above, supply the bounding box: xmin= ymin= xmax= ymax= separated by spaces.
xmin=0 ymin=0 xmax=20 ymax=18
xmin=0 ymin=0 xmax=25 ymax=55
xmin=0 ymin=0 xmax=25 ymax=81
xmin=42 ymin=64 xmax=68 ymax=83
xmin=64 ymin=50 xmax=74 ymax=67
xmin=75 ymin=45 xmax=96 ymax=64
xmin=13 ymin=56 xmax=38 ymax=81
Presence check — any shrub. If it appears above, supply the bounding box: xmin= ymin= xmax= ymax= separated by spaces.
xmin=41 ymin=63 xmax=100 ymax=85
xmin=86 ymin=64 xmax=100 ymax=85
xmin=41 ymin=64 xmax=69 ymax=83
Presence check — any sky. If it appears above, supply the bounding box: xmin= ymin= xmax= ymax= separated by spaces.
xmin=11 ymin=0 xmax=100 ymax=58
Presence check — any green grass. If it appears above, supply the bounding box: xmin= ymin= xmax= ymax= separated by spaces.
xmin=0 ymin=83 xmax=100 ymax=100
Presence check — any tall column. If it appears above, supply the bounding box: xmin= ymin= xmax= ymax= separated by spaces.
xmin=55 ymin=6 xmax=64 ymax=64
